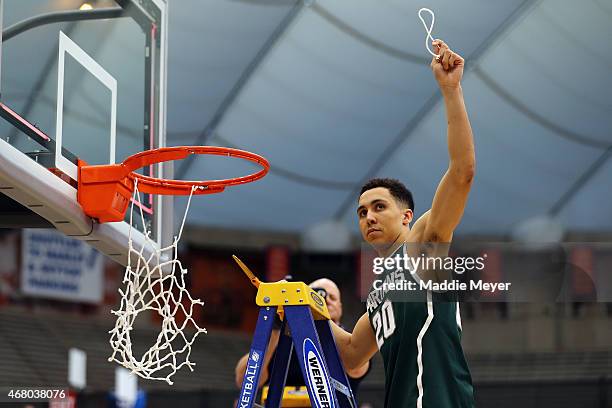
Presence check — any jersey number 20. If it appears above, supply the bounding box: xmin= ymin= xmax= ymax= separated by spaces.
xmin=372 ymin=300 xmax=396 ymax=348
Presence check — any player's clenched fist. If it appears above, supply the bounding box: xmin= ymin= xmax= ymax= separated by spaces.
xmin=430 ymin=39 xmax=464 ymax=90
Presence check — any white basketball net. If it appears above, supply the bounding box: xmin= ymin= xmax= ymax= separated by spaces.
xmin=108 ymin=182 xmax=207 ymax=385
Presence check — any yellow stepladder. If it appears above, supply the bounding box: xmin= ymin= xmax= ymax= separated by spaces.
xmin=233 ymin=256 xmax=356 ymax=408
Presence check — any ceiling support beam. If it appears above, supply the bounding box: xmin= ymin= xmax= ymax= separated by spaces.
xmin=174 ymin=0 xmax=305 ymax=180
xmin=549 ymin=146 xmax=612 ymax=216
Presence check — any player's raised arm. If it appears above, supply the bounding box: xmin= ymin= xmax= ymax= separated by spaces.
xmin=422 ymin=39 xmax=475 ymax=242
xmin=329 ymin=313 xmax=378 ymax=371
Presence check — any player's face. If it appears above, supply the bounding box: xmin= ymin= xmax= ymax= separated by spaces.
xmin=357 ymin=187 xmax=410 ymax=247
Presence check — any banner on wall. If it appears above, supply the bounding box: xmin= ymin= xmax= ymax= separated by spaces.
xmin=21 ymin=229 xmax=103 ymax=303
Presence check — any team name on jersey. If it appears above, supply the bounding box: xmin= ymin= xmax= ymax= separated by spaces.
xmin=367 ymin=269 xmax=405 ymax=313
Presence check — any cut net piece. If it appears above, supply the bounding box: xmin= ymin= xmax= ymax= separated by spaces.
xmin=108 ymin=182 xmax=206 ymax=385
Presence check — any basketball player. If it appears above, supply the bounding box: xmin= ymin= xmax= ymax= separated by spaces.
xmin=330 ymin=39 xmax=476 ymax=407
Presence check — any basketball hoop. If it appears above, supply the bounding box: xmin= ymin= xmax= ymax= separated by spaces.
xmin=77 ymin=146 xmax=270 ymax=223
xmin=76 ymin=146 xmax=269 ymax=384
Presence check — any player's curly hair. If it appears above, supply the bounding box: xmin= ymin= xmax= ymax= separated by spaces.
xmin=359 ymin=178 xmax=414 ymax=212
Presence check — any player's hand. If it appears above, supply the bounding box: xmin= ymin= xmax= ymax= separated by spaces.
xmin=430 ymin=39 xmax=464 ymax=90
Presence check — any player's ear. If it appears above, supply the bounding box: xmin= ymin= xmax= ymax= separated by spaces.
xmin=402 ymin=209 xmax=413 ymax=226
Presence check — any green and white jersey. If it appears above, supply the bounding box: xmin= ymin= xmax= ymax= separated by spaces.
xmin=366 ymin=244 xmax=474 ymax=408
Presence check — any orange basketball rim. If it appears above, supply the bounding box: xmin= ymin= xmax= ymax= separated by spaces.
xmin=77 ymin=146 xmax=270 ymax=223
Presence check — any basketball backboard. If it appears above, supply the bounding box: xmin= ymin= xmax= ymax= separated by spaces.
xmin=0 ymin=0 xmax=170 ymax=265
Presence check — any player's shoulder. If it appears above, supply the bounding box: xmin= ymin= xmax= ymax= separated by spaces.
xmin=411 ymin=210 xmax=430 ymax=234
xmin=407 ymin=210 xmax=433 ymax=243
xmin=409 ymin=210 xmax=454 ymax=243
